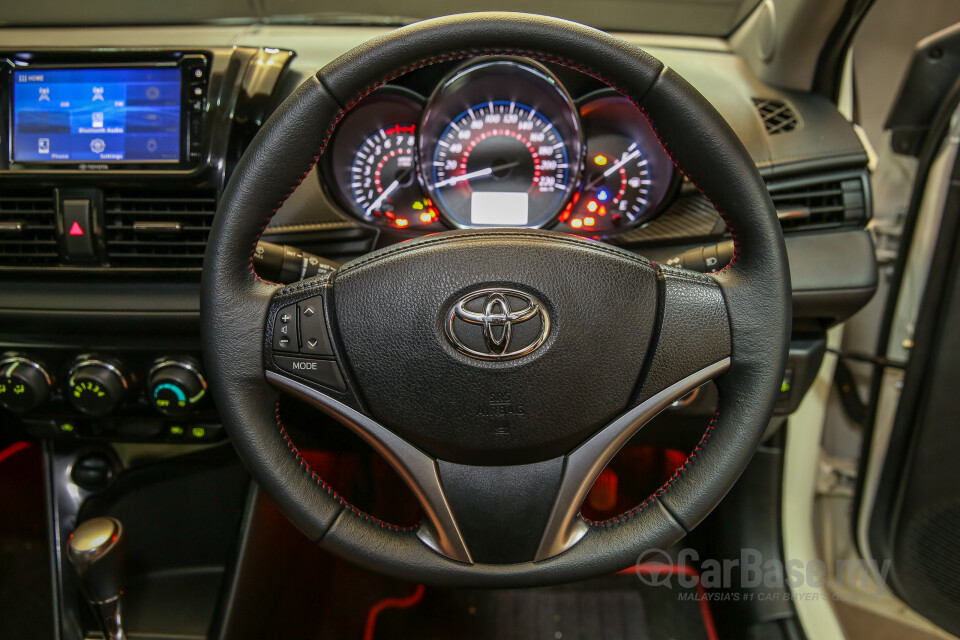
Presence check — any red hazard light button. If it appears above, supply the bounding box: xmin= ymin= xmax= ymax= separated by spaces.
xmin=62 ymin=199 xmax=96 ymax=260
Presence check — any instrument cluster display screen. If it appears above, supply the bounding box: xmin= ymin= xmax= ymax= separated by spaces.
xmin=11 ymin=67 xmax=181 ymax=163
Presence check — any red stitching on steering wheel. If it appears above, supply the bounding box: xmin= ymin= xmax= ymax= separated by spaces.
xmin=252 ymin=48 xmax=737 ymax=538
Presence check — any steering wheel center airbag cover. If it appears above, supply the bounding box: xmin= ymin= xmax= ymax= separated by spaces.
xmin=331 ymin=229 xmax=658 ymax=465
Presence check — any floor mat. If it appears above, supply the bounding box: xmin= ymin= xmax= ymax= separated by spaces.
xmin=371 ymin=574 xmax=713 ymax=640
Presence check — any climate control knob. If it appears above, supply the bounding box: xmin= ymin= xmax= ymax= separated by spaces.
xmin=147 ymin=359 xmax=206 ymax=417
xmin=68 ymin=359 xmax=128 ymax=417
xmin=0 ymin=356 xmax=52 ymax=412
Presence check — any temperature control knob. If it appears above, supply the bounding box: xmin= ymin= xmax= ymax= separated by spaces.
xmin=0 ymin=356 xmax=52 ymax=412
xmin=68 ymin=359 xmax=128 ymax=417
xmin=147 ymin=359 xmax=206 ymax=417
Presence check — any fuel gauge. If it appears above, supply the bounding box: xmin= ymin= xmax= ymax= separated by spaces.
xmin=556 ymin=93 xmax=677 ymax=235
xmin=563 ymin=134 xmax=653 ymax=229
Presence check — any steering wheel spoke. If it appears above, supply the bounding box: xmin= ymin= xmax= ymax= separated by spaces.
xmin=264 ymin=370 xmax=474 ymax=563
xmin=635 ymin=264 xmax=732 ymax=404
xmin=537 ymin=356 xmax=729 ymax=560
xmin=534 ymin=265 xmax=733 ymax=559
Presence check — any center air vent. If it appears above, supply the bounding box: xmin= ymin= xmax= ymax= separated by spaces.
xmin=0 ymin=189 xmax=58 ymax=266
xmin=767 ymin=171 xmax=869 ymax=231
xmin=753 ymin=98 xmax=799 ymax=135
xmin=103 ymin=191 xmax=217 ymax=268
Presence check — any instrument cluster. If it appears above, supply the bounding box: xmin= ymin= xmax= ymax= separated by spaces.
xmin=323 ymin=57 xmax=677 ymax=236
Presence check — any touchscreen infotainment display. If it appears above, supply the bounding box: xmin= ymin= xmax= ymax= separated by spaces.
xmin=11 ymin=67 xmax=181 ymax=163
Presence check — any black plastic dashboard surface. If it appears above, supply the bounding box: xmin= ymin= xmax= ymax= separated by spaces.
xmin=0 ymin=29 xmax=872 ymax=325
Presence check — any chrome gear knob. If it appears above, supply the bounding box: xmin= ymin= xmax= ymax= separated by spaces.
xmin=67 ymin=517 xmax=127 ymax=640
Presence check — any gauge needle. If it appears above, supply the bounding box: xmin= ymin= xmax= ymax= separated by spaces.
xmin=364 ymin=173 xmax=407 ymax=218
xmin=434 ymin=161 xmax=519 ymax=188
xmin=584 ymin=150 xmax=641 ymax=191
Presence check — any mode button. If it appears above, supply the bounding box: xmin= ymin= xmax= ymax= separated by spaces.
xmin=274 ymin=356 xmax=345 ymax=392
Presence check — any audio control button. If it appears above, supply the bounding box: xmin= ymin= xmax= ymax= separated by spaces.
xmin=299 ymin=297 xmax=333 ymax=356
xmin=273 ymin=304 xmax=298 ymax=353
xmin=274 ymin=356 xmax=345 ymax=392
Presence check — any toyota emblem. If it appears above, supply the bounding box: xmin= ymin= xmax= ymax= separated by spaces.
xmin=445 ymin=288 xmax=550 ymax=361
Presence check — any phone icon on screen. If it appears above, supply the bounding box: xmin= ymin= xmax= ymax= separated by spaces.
xmin=38 ymin=138 xmax=50 ymax=154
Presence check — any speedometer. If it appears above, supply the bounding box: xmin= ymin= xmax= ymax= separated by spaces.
xmin=420 ymin=59 xmax=582 ymax=228
xmin=430 ymin=102 xmax=572 ymax=227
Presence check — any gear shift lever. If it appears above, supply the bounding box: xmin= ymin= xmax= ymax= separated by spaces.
xmin=67 ymin=517 xmax=128 ymax=640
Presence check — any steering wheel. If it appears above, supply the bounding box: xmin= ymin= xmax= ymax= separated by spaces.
xmin=202 ymin=12 xmax=790 ymax=586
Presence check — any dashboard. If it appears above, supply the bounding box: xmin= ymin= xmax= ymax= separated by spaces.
xmin=322 ymin=57 xmax=676 ymax=235
xmin=0 ymin=22 xmax=882 ymax=640
xmin=0 ymin=26 xmax=877 ymax=443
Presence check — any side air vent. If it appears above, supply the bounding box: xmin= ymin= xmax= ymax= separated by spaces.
xmin=753 ymin=98 xmax=799 ymax=135
xmin=0 ymin=190 xmax=59 ymax=266
xmin=767 ymin=171 xmax=869 ymax=231
xmin=103 ymin=190 xmax=217 ymax=268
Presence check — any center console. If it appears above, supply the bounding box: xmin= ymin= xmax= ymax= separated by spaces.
xmin=0 ymin=46 xmax=297 ymax=640
xmin=0 ymin=45 xmax=295 ymax=440
xmin=0 ymin=46 xmax=293 ymax=271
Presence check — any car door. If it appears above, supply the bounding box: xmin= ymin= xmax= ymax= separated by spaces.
xmin=856 ymin=23 xmax=960 ymax=638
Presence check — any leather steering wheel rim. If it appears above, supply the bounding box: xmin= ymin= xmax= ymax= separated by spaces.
xmin=201 ymin=12 xmax=790 ymax=586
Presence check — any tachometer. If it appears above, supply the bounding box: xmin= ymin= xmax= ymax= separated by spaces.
xmin=351 ymin=124 xmax=438 ymax=227
xmin=420 ymin=59 xmax=582 ymax=228
xmin=325 ymin=90 xmax=440 ymax=230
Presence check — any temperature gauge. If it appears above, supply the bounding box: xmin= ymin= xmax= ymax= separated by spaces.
xmin=557 ymin=93 xmax=677 ymax=235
